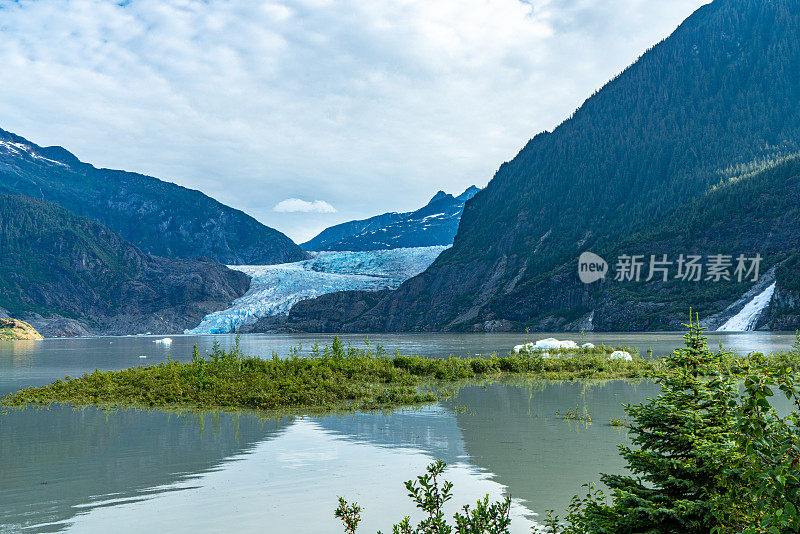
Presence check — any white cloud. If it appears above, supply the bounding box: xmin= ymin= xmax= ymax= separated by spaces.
xmin=0 ymin=0 xmax=709 ymax=242
xmin=273 ymin=198 xmax=337 ymax=213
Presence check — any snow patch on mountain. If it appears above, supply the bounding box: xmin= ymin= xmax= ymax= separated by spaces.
xmin=0 ymin=140 xmax=68 ymax=167
xmin=186 ymin=246 xmax=448 ymax=334
xmin=301 ymin=186 xmax=479 ymax=251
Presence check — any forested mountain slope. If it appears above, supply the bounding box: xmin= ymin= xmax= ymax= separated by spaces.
xmin=0 ymin=195 xmax=250 ymax=336
xmin=0 ymin=128 xmax=308 ymax=265
xmin=286 ymin=0 xmax=800 ymax=332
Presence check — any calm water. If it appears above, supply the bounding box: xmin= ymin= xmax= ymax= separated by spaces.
xmin=0 ymin=332 xmax=795 ymax=533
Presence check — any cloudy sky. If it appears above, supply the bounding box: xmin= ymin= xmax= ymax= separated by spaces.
xmin=0 ymin=0 xmax=708 ymax=242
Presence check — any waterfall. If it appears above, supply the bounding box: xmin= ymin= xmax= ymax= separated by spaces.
xmin=717 ymin=282 xmax=776 ymax=332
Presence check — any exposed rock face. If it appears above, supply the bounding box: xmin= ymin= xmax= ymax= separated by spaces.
xmin=22 ymin=316 xmax=91 ymax=338
xmin=277 ymin=290 xmax=392 ymax=333
xmin=0 ymin=195 xmax=250 ymax=336
xmin=761 ymin=285 xmax=800 ymax=331
xmin=0 ymin=128 xmax=308 ymax=265
xmin=0 ymin=318 xmax=43 ymax=340
xmin=302 ymin=213 xmax=405 ymax=251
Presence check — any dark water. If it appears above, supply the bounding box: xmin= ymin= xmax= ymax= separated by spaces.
xmin=0 ymin=332 xmax=793 ymax=533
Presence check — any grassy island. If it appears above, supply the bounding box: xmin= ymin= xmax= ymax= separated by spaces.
xmin=3 ymin=335 xmax=799 ymax=414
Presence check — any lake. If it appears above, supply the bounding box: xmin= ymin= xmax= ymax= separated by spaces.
xmin=0 ymin=331 xmax=796 ymax=533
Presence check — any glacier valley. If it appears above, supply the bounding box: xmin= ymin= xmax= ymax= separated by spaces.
xmin=185 ymin=246 xmax=448 ymax=334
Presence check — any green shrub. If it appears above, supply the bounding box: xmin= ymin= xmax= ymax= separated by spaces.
xmin=335 ymin=460 xmax=512 ymax=534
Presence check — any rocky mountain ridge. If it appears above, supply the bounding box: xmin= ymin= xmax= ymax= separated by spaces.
xmin=302 ymin=186 xmax=479 ymax=251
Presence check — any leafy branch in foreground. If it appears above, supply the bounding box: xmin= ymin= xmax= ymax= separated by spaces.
xmin=715 ymin=353 xmax=800 ymax=532
xmin=547 ymin=314 xmax=739 ymax=533
xmin=335 ymin=497 xmax=363 ymax=534
xmin=335 ymin=459 xmax=511 ymax=534
xmin=321 ymin=320 xmax=800 ymax=534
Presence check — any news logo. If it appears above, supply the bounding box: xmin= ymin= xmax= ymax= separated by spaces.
xmin=578 ymin=252 xmax=608 ymax=284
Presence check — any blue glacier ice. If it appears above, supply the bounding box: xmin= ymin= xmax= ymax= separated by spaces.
xmin=185 ymin=246 xmax=448 ymax=334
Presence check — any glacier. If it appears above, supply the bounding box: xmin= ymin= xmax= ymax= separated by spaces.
xmin=717 ymin=282 xmax=776 ymax=332
xmin=185 ymin=246 xmax=448 ymax=334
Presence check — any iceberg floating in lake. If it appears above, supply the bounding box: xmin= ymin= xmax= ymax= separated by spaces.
xmin=609 ymin=350 xmax=632 ymax=361
xmin=581 ymin=343 xmax=595 ymax=349
xmin=154 ymin=338 xmax=172 ymax=345
xmin=513 ymin=338 xmax=580 ymax=353
xmin=186 ymin=246 xmax=449 ymax=334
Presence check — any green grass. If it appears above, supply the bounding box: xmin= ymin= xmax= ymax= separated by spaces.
xmin=3 ymin=337 xmax=799 ymax=414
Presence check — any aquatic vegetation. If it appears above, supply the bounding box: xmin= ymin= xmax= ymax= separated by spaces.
xmin=3 ymin=334 xmax=800 ymax=416
xmin=512 ymin=342 xmax=638 ymax=358
xmin=326 ymin=321 xmax=800 ymax=534
xmin=1 ymin=336 xmax=668 ymax=413
xmin=2 ymin=338 xmax=432 ymax=413
xmin=555 ymin=407 xmax=592 ymax=424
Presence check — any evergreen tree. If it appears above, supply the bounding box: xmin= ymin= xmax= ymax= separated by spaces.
xmin=561 ymin=315 xmax=738 ymax=533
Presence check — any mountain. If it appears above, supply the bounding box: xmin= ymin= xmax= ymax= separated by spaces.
xmin=301 ymin=186 xmax=479 ymax=251
xmin=0 ymin=128 xmax=308 ymax=265
xmin=284 ymin=0 xmax=800 ymax=332
xmin=0 ymin=194 xmax=250 ymax=336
